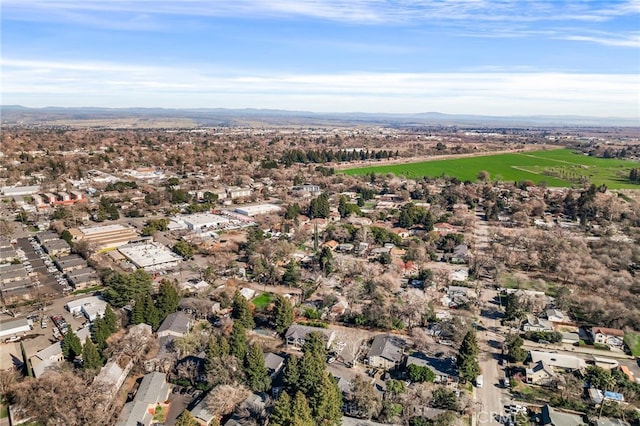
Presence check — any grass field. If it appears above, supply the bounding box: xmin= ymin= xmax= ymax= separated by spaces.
xmin=624 ymin=332 xmax=640 ymax=357
xmin=252 ymin=293 xmax=272 ymax=310
xmin=343 ymin=149 xmax=640 ymax=189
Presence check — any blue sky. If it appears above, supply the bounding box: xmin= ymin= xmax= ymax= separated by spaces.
xmin=2 ymin=0 xmax=639 ymax=117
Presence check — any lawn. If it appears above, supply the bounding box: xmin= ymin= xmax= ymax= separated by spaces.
xmin=252 ymin=293 xmax=272 ymax=310
xmin=624 ymin=332 xmax=640 ymax=357
xmin=343 ymin=149 xmax=640 ymax=189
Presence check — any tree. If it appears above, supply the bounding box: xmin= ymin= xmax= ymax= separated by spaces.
xmin=407 ymin=364 xmax=436 ymax=383
xmin=103 ymin=304 xmax=119 ymax=334
xmin=349 ymin=375 xmax=382 ymax=419
xmin=308 ymin=193 xmax=330 ymax=219
xmin=282 ymin=355 xmax=300 ymax=395
xmin=456 ymin=330 xmax=480 ymax=383
xmin=431 ymin=387 xmax=460 ymax=411
xmin=60 ymin=229 xmax=73 ymax=246
xmin=244 ymin=343 xmax=271 ymax=392
xmin=282 ymin=260 xmax=301 ymax=286
xmin=270 ymin=391 xmax=292 ymax=426
xmin=230 ymin=321 xmax=248 ymax=360
xmin=102 ymin=269 xmax=152 ymax=308
xmin=175 ymin=410 xmax=199 ymax=426
xmin=318 ymin=246 xmax=334 ymax=275
xmin=272 ymin=295 xmax=294 ymax=334
xmin=503 ymin=292 xmax=525 ymax=322
xmin=62 ymin=328 xmax=82 ymax=361
xmin=232 ymin=292 xmax=255 ymax=329
xmin=173 ymin=240 xmax=195 ymax=259
xmin=82 ymin=337 xmax=102 ymax=370
xmin=291 ymin=391 xmax=315 ymax=426
xmin=308 ymin=372 xmax=342 ymax=425
xmin=505 ymin=334 xmax=527 ymax=363
xmin=157 ymin=280 xmax=180 ymax=319
xmin=386 ymin=379 xmax=407 ymax=396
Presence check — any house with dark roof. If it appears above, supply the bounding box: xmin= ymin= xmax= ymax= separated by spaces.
xmin=405 ymin=352 xmax=457 ymax=384
xmin=157 ymin=311 xmax=192 ymax=338
xmin=366 ymin=334 xmax=405 ymax=369
xmin=115 ymin=372 xmax=171 ymax=426
xmin=285 ymin=323 xmax=336 ymax=349
xmin=526 ymin=361 xmax=555 ymax=385
xmin=264 ymin=353 xmax=285 ymax=379
xmin=536 ymin=404 xmax=586 ymax=426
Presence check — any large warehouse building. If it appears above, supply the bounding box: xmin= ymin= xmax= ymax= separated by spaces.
xmin=118 ymin=241 xmax=182 ymax=272
xmin=71 ymin=224 xmax=138 ymax=250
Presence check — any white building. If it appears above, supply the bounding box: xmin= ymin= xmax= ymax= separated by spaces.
xmin=234 ymin=203 xmax=282 ymax=217
xmin=118 ymin=241 xmax=182 ymax=272
xmin=181 ymin=213 xmax=230 ymax=231
xmin=0 ymin=318 xmax=31 ymax=339
xmin=66 ymin=295 xmax=107 ymax=321
xmin=1 ymin=185 xmax=41 ymax=197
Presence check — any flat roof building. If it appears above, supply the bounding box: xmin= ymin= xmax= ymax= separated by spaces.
xmin=0 ymin=318 xmax=31 ymax=339
xmin=74 ymin=224 xmax=138 ymax=250
xmin=118 ymin=241 xmax=181 ymax=272
xmin=181 ymin=212 xmax=230 ymax=231
xmin=234 ymin=203 xmax=282 ymax=217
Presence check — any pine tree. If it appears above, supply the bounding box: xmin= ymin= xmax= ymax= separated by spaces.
xmin=103 ymin=304 xmax=119 ymax=334
xmin=269 ymin=391 xmax=292 ymax=426
xmin=309 ymin=373 xmax=342 ymax=425
xmin=219 ymin=335 xmax=230 ymax=356
xmin=82 ymin=336 xmax=102 ymax=370
xmin=282 ymin=355 xmax=300 ymax=395
xmin=62 ymin=328 xmax=82 ymax=361
xmin=92 ymin=316 xmax=109 ymax=351
xmin=291 ymin=391 xmax=315 ymax=426
xmin=244 ymin=343 xmax=270 ymax=392
xmin=143 ymin=293 xmax=160 ymax=330
xmin=230 ymin=321 xmax=247 ymax=360
xmin=232 ymin=292 xmax=255 ymax=329
xmin=457 ymin=330 xmax=480 ymax=383
xmin=175 ymin=410 xmax=198 ymax=426
xmin=272 ymin=295 xmax=294 ymax=334
xmin=131 ymin=295 xmax=146 ymax=325
xmin=157 ymin=280 xmax=180 ymax=319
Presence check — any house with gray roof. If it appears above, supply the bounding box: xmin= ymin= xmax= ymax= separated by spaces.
xmin=157 ymin=311 xmax=192 ymax=338
xmin=115 ymin=372 xmax=171 ymax=426
xmin=526 ymin=360 xmax=555 ymax=385
xmin=264 ymin=353 xmax=285 ymax=379
xmin=30 ymin=342 xmax=64 ymax=378
xmin=529 ymin=350 xmax=586 ymax=371
xmin=367 ymin=334 xmax=405 ymax=369
xmin=285 ymin=323 xmax=336 ymax=349
xmin=536 ymin=404 xmax=585 ymax=426
xmin=405 ymin=352 xmax=457 ymax=384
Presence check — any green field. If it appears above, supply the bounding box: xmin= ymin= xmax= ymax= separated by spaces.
xmin=252 ymin=293 xmax=272 ymax=310
xmin=624 ymin=332 xmax=640 ymax=357
xmin=343 ymin=149 xmax=640 ymax=189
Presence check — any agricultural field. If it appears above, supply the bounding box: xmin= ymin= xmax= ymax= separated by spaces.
xmin=343 ymin=148 xmax=640 ymax=189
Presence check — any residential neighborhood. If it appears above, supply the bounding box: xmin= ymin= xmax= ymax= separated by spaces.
xmin=0 ymin=123 xmax=639 ymax=426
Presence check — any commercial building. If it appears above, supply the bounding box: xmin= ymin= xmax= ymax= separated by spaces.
xmin=66 ymin=295 xmax=107 ymax=321
xmin=234 ymin=203 xmax=282 ymax=217
xmin=1 ymin=185 xmax=40 ymax=197
xmin=0 ymin=318 xmax=31 ymax=339
xmin=73 ymin=224 xmax=138 ymax=250
xmin=118 ymin=241 xmax=181 ymax=272
xmin=181 ymin=213 xmax=230 ymax=231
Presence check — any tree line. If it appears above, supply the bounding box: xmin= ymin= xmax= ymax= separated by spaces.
xmin=281 ymin=148 xmax=399 ymax=166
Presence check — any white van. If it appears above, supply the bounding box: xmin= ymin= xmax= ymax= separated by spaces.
xmin=475 ymin=375 xmax=483 ymax=388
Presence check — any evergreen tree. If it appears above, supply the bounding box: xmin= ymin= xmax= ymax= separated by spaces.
xmin=505 ymin=334 xmax=527 ymax=363
xmin=62 ymin=328 xmax=82 ymax=361
xmin=143 ymin=293 xmax=160 ymax=330
xmin=131 ymin=295 xmax=146 ymax=325
xmin=270 ymin=391 xmax=292 ymax=426
xmin=175 ymin=410 xmax=199 ymax=426
xmin=232 ymin=292 xmax=255 ymax=329
xmin=281 ymin=261 xmax=301 ymax=287
xmin=218 ymin=335 xmax=230 ymax=356
xmin=272 ymin=295 xmax=294 ymax=334
xmin=308 ymin=193 xmax=330 ymax=219
xmin=298 ymin=333 xmax=327 ymax=396
xmin=157 ymin=280 xmax=180 ymax=319
xmin=103 ymin=304 xmax=119 ymax=334
xmin=282 ymin=355 xmax=300 ymax=395
xmin=230 ymin=321 xmax=248 ymax=360
xmin=244 ymin=343 xmax=270 ymax=392
xmin=318 ymin=246 xmax=334 ymax=275
xmin=309 ymin=373 xmax=342 ymax=425
xmin=457 ymin=330 xmax=480 ymax=383
xmin=92 ymin=316 xmax=110 ymax=351
xmin=291 ymin=391 xmax=315 ymax=426
xmin=82 ymin=336 xmax=102 ymax=370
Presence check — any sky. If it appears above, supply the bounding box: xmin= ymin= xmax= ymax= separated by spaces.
xmin=1 ymin=0 xmax=639 ymax=117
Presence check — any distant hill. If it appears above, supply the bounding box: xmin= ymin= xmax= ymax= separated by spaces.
xmin=1 ymin=105 xmax=637 ymax=128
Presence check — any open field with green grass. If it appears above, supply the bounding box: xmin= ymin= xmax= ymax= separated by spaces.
xmin=252 ymin=293 xmax=272 ymax=310
xmin=343 ymin=149 xmax=640 ymax=189
xmin=624 ymin=332 xmax=640 ymax=357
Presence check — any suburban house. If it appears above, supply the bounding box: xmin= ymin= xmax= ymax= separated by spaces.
xmin=529 ymin=350 xmax=586 ymax=372
xmin=523 ymin=316 xmax=554 ymax=333
xmin=366 ymin=334 xmax=405 ymax=369
xmin=190 ymin=396 xmax=216 ymax=426
xmin=30 ymin=342 xmax=64 ymax=378
xmin=545 ymin=309 xmax=568 ymax=323
xmin=535 ymin=404 xmax=586 ymax=426
xmin=526 ymin=361 xmax=555 ymax=385
xmin=285 ymin=323 xmax=336 ymax=349
xmin=223 ymin=393 xmax=268 ymax=426
xmin=405 ymin=352 xmax=457 ymax=384
xmin=264 ymin=353 xmax=285 ymax=380
xmin=591 ymin=327 xmax=625 ymax=348
xmin=157 ymin=311 xmax=192 ymax=338
xmin=448 ymin=244 xmax=470 ymax=264
xmin=115 ymin=372 xmax=171 ymax=426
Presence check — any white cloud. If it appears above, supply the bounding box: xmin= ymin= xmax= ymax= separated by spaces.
xmin=2 ymin=58 xmax=638 ymax=118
